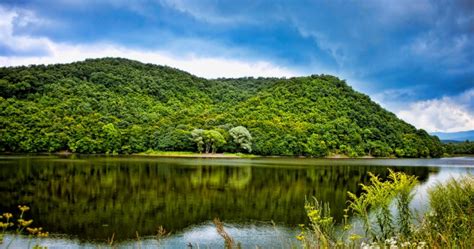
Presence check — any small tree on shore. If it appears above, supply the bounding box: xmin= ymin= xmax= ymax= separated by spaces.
xmin=229 ymin=126 xmax=252 ymax=153
xmin=192 ymin=129 xmax=226 ymax=153
xmin=203 ymin=130 xmax=225 ymax=153
xmin=191 ymin=129 xmax=205 ymax=153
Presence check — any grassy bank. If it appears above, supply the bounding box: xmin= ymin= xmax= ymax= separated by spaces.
xmin=135 ymin=150 xmax=259 ymax=158
xmin=135 ymin=151 xmax=384 ymax=159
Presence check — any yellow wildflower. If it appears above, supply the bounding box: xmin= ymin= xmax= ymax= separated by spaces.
xmin=18 ymin=205 xmax=30 ymax=213
xmin=308 ymin=209 xmax=319 ymax=218
xmin=349 ymin=234 xmax=362 ymax=241
xmin=38 ymin=231 xmax=49 ymax=237
xmin=27 ymin=227 xmax=40 ymax=235
xmin=19 ymin=219 xmax=33 ymax=227
xmin=2 ymin=213 xmax=12 ymax=219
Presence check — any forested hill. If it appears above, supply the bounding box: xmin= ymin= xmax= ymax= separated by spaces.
xmin=0 ymin=58 xmax=443 ymax=157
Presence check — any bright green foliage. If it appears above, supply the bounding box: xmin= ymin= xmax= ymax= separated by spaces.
xmin=419 ymin=175 xmax=474 ymax=248
xmin=303 ymin=171 xmax=473 ymax=248
xmin=203 ymin=130 xmax=226 ymax=153
xmin=348 ymin=170 xmax=418 ymax=242
xmin=0 ymin=58 xmax=444 ymax=156
xmin=191 ymin=129 xmax=205 ymax=153
xmin=191 ymin=129 xmax=226 ymax=153
xmin=354 ymin=173 xmax=396 ymax=240
xmin=305 ymin=134 xmax=329 ymax=157
xmin=229 ymin=126 xmax=252 ymax=152
xmin=389 ymin=170 xmax=418 ymax=238
xmin=299 ymin=198 xmax=357 ymax=249
xmin=299 ymin=198 xmax=336 ymax=248
xmin=101 ymin=123 xmax=121 ymax=154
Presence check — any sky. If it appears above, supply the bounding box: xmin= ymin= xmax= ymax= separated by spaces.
xmin=0 ymin=0 xmax=473 ymax=132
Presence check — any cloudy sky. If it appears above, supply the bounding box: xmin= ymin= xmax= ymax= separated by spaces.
xmin=0 ymin=0 xmax=473 ymax=132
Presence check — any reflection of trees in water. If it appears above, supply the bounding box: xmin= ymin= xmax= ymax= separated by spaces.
xmin=0 ymin=157 xmax=433 ymax=241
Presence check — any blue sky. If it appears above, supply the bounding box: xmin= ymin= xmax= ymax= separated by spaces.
xmin=0 ymin=0 xmax=473 ymax=132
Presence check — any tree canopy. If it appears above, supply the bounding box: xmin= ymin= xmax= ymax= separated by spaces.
xmin=229 ymin=126 xmax=252 ymax=152
xmin=0 ymin=58 xmax=444 ymax=157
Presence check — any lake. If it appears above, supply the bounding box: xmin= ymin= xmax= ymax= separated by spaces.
xmin=0 ymin=155 xmax=472 ymax=248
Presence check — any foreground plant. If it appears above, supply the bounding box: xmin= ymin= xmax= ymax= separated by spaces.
xmin=415 ymin=175 xmax=474 ymax=248
xmin=0 ymin=205 xmax=49 ymax=248
xmin=348 ymin=169 xmax=418 ymax=242
xmin=300 ymin=170 xmax=473 ymax=248
xmin=213 ymin=218 xmax=242 ymax=249
xmin=297 ymin=198 xmax=355 ymax=248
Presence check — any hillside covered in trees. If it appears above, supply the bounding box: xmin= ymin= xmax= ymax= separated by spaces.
xmin=0 ymin=58 xmax=443 ymax=157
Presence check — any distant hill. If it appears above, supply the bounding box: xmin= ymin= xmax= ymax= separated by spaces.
xmin=431 ymin=130 xmax=474 ymax=142
xmin=0 ymin=58 xmax=443 ymax=157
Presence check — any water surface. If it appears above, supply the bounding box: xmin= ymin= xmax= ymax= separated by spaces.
xmin=0 ymin=155 xmax=472 ymax=248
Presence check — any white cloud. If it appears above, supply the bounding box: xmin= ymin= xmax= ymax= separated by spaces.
xmin=397 ymin=89 xmax=474 ymax=132
xmin=0 ymin=7 xmax=55 ymax=56
xmin=0 ymin=6 xmax=298 ymax=78
xmin=0 ymin=43 xmax=299 ymax=78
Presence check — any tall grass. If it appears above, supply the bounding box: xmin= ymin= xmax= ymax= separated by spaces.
xmin=415 ymin=175 xmax=474 ymax=248
xmin=299 ymin=171 xmax=473 ymax=248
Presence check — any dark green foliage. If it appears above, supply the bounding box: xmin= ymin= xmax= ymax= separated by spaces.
xmin=0 ymin=58 xmax=443 ymax=157
xmin=443 ymin=141 xmax=474 ymax=155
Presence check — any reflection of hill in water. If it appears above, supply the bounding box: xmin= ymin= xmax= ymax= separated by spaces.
xmin=0 ymin=156 xmax=433 ymax=241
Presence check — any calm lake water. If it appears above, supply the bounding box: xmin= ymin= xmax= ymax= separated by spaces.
xmin=0 ymin=155 xmax=472 ymax=248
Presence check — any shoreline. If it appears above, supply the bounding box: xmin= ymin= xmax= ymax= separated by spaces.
xmin=134 ymin=151 xmax=260 ymax=159
xmin=0 ymin=151 xmax=472 ymax=159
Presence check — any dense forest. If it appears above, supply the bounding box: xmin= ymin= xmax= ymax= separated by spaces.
xmin=443 ymin=141 xmax=474 ymax=155
xmin=0 ymin=58 xmax=443 ymax=157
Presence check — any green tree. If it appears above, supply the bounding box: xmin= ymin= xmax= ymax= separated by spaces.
xmin=203 ymin=130 xmax=226 ymax=153
xmin=229 ymin=126 xmax=252 ymax=152
xmin=191 ymin=129 xmax=205 ymax=153
xmin=0 ymin=58 xmax=444 ymax=157
xmin=101 ymin=123 xmax=121 ymax=154
xmin=305 ymin=134 xmax=328 ymax=157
